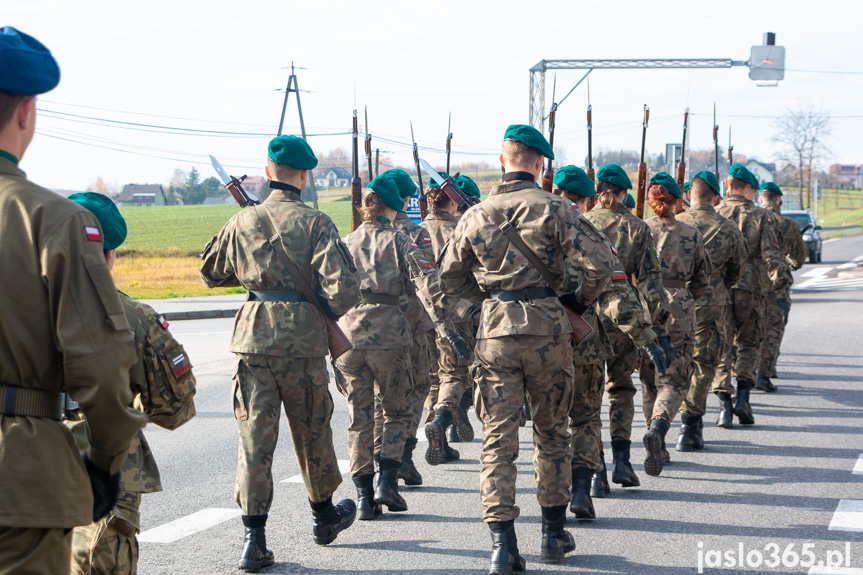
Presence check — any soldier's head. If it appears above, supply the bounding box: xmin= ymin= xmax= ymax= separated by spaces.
xmin=622 ymin=193 xmax=636 ymax=212
xmin=380 ymin=169 xmax=417 ymax=212
xmin=759 ymin=181 xmax=783 ymax=206
xmin=68 ymin=192 xmax=127 ymax=271
xmin=647 ymin=172 xmax=681 ymax=219
xmin=595 ymin=164 xmax=633 ymax=209
xmin=0 ymin=27 xmax=60 ymax=162
xmin=266 ymin=135 xmax=318 ymax=190
xmin=553 ymin=165 xmax=596 ymax=212
xmin=725 ymin=164 xmax=756 ymax=200
xmin=690 ymin=171 xmax=722 ymax=206
xmin=500 ymin=125 xmax=553 ymax=179
xmin=363 ymin=176 xmax=403 ymax=222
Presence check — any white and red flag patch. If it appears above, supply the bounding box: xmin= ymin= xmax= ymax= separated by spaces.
xmin=423 ymin=237 xmax=432 ymax=243
xmin=158 ymin=315 xmax=169 ymax=329
xmin=85 ymin=226 xmax=101 ymax=241
xmin=410 ymin=242 xmax=419 ymax=249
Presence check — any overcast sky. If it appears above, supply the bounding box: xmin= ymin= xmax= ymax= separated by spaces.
xmin=8 ymin=0 xmax=863 ymax=191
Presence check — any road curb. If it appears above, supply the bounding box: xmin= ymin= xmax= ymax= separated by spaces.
xmin=163 ymin=309 xmax=239 ymax=321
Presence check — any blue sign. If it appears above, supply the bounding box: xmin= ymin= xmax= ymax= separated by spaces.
xmin=406 ymin=192 xmax=423 ymax=224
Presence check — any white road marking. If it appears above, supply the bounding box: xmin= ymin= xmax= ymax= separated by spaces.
xmin=138 ymin=508 xmax=241 ymax=543
xmin=794 ymin=278 xmax=863 ymax=292
xmin=853 ymin=455 xmax=863 ymax=475
xmin=417 ymin=425 xmax=427 ymax=443
xmin=828 ymin=500 xmax=863 ymax=532
xmin=282 ymin=459 xmax=351 ymax=483
xmin=854 ymin=254 xmax=863 ymax=263
xmin=824 ymin=238 xmax=841 ymax=243
xmin=802 ymin=266 xmax=835 ymax=278
xmin=808 ymin=567 xmax=863 ymax=575
xmin=837 ymin=263 xmax=858 ymax=270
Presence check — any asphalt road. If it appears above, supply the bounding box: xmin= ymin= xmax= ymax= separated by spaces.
xmin=137 ymin=234 xmax=863 ymax=575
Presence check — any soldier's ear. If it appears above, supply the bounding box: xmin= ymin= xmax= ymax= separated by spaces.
xmin=265 ymin=165 xmax=273 ymax=181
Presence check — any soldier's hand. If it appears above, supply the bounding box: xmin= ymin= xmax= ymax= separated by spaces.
xmin=644 ymin=342 xmax=668 ymax=375
xmin=777 ymin=297 xmax=791 ymax=324
xmin=559 ymin=291 xmax=588 ymax=315
xmin=446 ymin=332 xmax=472 ymax=361
xmin=82 ymin=453 xmax=120 ymax=522
xmin=658 ymin=334 xmax=674 ymax=364
xmin=466 ymin=304 xmax=482 ymax=322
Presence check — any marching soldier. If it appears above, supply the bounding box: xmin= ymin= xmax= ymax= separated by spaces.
xmin=716 ymin=165 xmax=788 ymax=427
xmin=756 ymin=182 xmax=807 ymax=392
xmin=67 ymin=193 xmax=198 ymax=575
xmin=675 ymin=172 xmax=746 ymax=451
xmin=0 ymin=26 xmax=147 ymax=573
xmin=639 ymin=173 xmax=711 ymax=477
xmin=439 ymin=125 xmax=614 ymax=574
xmin=200 ymin=135 xmax=361 ymax=571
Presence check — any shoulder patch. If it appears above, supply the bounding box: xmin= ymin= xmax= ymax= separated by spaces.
xmin=410 ymin=242 xmax=419 ymax=249
xmin=158 ymin=314 xmax=169 ymax=329
xmin=85 ymin=226 xmax=102 ymax=241
xmin=423 ymin=237 xmax=432 ymax=243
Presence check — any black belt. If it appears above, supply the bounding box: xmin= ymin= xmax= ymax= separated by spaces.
xmin=490 ymin=287 xmax=556 ymax=302
xmin=248 ymin=290 xmax=307 ymax=303
xmin=360 ymin=292 xmax=400 ymax=306
xmin=0 ymin=385 xmax=64 ymax=420
xmin=663 ymin=279 xmax=687 ymax=289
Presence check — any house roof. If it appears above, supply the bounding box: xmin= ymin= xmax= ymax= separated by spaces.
xmin=119 ymin=184 xmax=164 ymax=202
xmin=317 ymin=166 xmax=351 ymax=179
xmin=745 ymin=160 xmax=776 ymax=173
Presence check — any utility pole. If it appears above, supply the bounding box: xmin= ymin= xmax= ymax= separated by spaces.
xmin=277 ymin=63 xmax=318 ymax=209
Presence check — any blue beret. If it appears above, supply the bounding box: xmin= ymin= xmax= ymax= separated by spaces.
xmin=380 ymin=169 xmax=417 ymax=199
xmin=693 ymin=170 xmax=720 ymax=195
xmin=595 ymin=163 xmax=633 ymax=190
xmin=504 ymin=124 xmax=554 ymax=159
xmin=426 ymin=171 xmax=449 ymax=189
xmin=553 ymin=165 xmax=595 ymax=198
xmin=368 ymin=175 xmax=404 ymax=212
xmin=455 ymin=174 xmax=480 ymax=199
xmin=0 ymin=27 xmax=60 ymax=96
xmin=68 ymin=192 xmax=127 ymax=251
xmin=622 ymin=193 xmax=636 ymax=209
xmin=650 ymin=171 xmax=682 ymax=199
xmin=760 ymin=181 xmax=783 ymax=196
xmin=268 ymin=135 xmax=318 ymax=170
xmin=728 ymin=163 xmax=755 ymax=187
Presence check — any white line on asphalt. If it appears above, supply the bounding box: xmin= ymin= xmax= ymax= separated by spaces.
xmin=828 ymin=500 xmax=863 ymax=532
xmin=853 ymin=455 xmax=863 ymax=475
xmin=416 ymin=425 xmax=427 ymax=443
xmin=824 ymin=238 xmax=840 ymax=243
xmin=808 ymin=567 xmax=863 ymax=575
xmin=281 ymin=459 xmax=351 ymax=483
xmin=138 ymin=508 xmax=242 ymax=543
xmin=837 ymin=263 xmax=859 ymax=270
xmin=802 ymin=266 xmax=835 ymax=278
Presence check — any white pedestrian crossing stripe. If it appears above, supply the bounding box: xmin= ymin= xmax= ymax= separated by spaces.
xmin=138 ymin=508 xmax=241 ymax=543
xmin=793 ymin=277 xmax=863 ymax=292
xmin=828 ymin=500 xmax=863 ymax=532
xmin=853 ymin=454 xmax=863 ymax=475
xmin=281 ymin=459 xmax=351 ymax=483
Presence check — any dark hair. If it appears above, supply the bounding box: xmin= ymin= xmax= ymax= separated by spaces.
xmin=689 ymin=177 xmax=717 ymax=203
xmin=502 ymin=139 xmax=541 ymax=168
xmin=596 ymin=180 xmax=625 ymax=208
xmin=0 ymin=90 xmax=27 ymax=131
xmin=728 ymin=177 xmax=749 ymax=192
xmin=426 ymin=187 xmax=452 ymax=214
xmin=760 ymin=190 xmax=781 ymax=203
xmin=647 ymin=184 xmax=675 ymax=218
xmin=359 ymin=192 xmax=386 ymax=222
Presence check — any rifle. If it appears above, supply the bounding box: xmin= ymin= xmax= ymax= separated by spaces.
xmin=635 ymin=105 xmax=649 ymax=219
xmin=541 ymin=75 xmax=558 ymax=192
xmin=586 ymin=103 xmax=595 ymax=182
xmin=209 ymin=155 xmax=258 ymax=207
xmin=713 ymin=103 xmax=720 ymax=182
xmin=445 ymin=112 xmax=452 ymax=175
xmin=419 ymin=158 xmax=479 ymax=209
xmin=364 ymin=107 xmax=373 ymax=182
xmin=351 ymin=109 xmax=362 ymax=231
xmin=675 ymin=108 xmax=688 ymax=213
xmin=411 ymin=122 xmax=428 ymax=220
xmin=728 ymin=126 xmax=734 ymax=167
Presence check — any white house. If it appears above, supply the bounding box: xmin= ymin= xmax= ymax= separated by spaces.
xmin=117 ymin=184 xmax=166 ymax=207
xmin=314 ymin=167 xmax=351 ymax=188
xmin=745 ymin=160 xmax=776 ymax=186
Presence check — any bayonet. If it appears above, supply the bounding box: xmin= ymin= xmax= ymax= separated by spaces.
xmin=541 ymin=74 xmax=557 ymax=192
xmin=411 ymin=121 xmax=428 ymax=220
xmin=586 ymin=77 xmax=594 ymax=181
xmin=209 ymin=155 xmax=258 ymax=207
xmin=445 ymin=112 xmax=452 ymax=174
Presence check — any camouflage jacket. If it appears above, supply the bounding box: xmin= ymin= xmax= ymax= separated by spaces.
xmin=420 ymin=211 xmax=477 ymax=323
xmin=677 ymin=202 xmax=747 ymax=306
xmin=584 ymin=203 xmax=670 ymax=327
xmin=439 ymin=179 xmax=614 ymax=339
xmin=645 ymin=216 xmax=712 ymax=335
xmin=718 ymin=194 xmax=787 ymax=295
xmin=338 ymin=220 xmax=455 ymax=349
xmin=392 ymin=211 xmax=441 ymax=338
xmin=200 ymin=188 xmax=361 ymax=357
xmin=763 ymin=202 xmax=808 ymax=296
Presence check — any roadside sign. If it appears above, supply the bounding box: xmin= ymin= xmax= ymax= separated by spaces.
xmin=406 ymin=192 xmax=422 ymax=224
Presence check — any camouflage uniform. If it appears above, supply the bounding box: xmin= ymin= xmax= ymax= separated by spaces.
xmin=200 ymin=187 xmax=361 ymax=514
xmin=334 ymin=220 xmax=452 ymax=477
xmin=439 ymin=180 xmax=614 ymax=522
xmin=677 ymin=203 xmax=746 ymax=416
xmin=584 ymin=203 xmax=670 ymax=441
xmin=758 ymin=202 xmax=808 ymax=378
xmin=70 ymin=294 xmax=197 ymax=575
xmin=716 ymin=195 xmax=787 ymax=388
xmin=639 ymin=217 xmax=711 ymax=424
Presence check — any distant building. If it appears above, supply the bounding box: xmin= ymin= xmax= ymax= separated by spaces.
xmin=829 ymin=164 xmax=862 ymax=189
xmin=745 ymin=160 xmax=776 ymax=185
xmin=117 ymin=184 xmax=166 ymax=207
xmin=314 ymin=167 xmax=351 ymax=188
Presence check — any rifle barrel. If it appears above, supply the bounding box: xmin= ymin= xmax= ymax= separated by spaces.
xmin=351 ymin=110 xmax=361 ymax=231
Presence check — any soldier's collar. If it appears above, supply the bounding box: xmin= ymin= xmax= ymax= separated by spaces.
xmin=0 ymin=149 xmax=19 ymax=166
xmin=689 ymin=202 xmax=716 ymax=212
xmin=269 ymin=180 xmax=303 ymax=197
xmin=376 ymin=216 xmax=391 ymax=224
xmin=502 ymin=171 xmax=536 ymax=183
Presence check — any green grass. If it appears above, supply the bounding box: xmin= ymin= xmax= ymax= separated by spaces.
xmin=119 ymin=205 xmax=240 ymax=256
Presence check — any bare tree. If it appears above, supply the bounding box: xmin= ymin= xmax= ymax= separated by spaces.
xmin=773 ymin=105 xmax=832 ymax=210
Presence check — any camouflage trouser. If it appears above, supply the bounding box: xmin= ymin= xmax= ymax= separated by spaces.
xmin=758 ymin=294 xmax=787 ymax=377
xmin=233 ymin=354 xmax=342 ymax=514
xmin=334 ymin=348 xmax=415 ymax=475
xmin=640 ymin=331 xmax=694 ymax=424
xmin=681 ymin=305 xmax=727 ymax=417
xmin=605 ymin=326 xmax=639 ymax=441
xmin=430 ymin=322 xmax=475 ymax=415
xmin=473 ymin=334 xmax=574 ymax=523
xmin=424 ymin=335 xmax=441 ymax=424
xmin=375 ymin=331 xmax=431 ymax=453
xmin=0 ymin=527 xmax=71 ymax=575
xmin=724 ymin=288 xmax=765 ymax=385
xmin=569 ymin=362 xmax=605 ymax=473
xmin=70 ymin=491 xmax=141 ymax=575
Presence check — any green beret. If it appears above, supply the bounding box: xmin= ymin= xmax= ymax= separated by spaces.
xmin=622 ymin=193 xmax=635 ymax=209
xmin=760 ymin=181 xmax=783 ymax=196
xmin=427 ymin=171 xmax=449 ymax=189
xmin=650 ymin=171 xmax=681 ymax=199
xmin=683 ymin=182 xmax=691 ymax=194
xmin=267 ymin=135 xmax=318 ymax=170
xmin=368 ymin=175 xmax=404 ymax=212
xmin=380 ymin=169 xmax=417 ymax=199
xmin=503 ymin=124 xmax=554 ymax=159
xmin=728 ymin=163 xmax=754 ymax=187
xmin=455 ymin=174 xmax=480 ymax=199
xmin=749 ymin=171 xmax=760 ymax=189
xmin=595 ymin=163 xmax=633 ymax=190
xmin=693 ymin=170 xmax=720 ymax=195
xmin=68 ymin=192 xmax=127 ymax=251
xmin=0 ymin=27 xmax=60 ymax=95
xmin=553 ymin=165 xmax=595 ymax=198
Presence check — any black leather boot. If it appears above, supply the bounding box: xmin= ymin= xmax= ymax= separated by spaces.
xmin=755 ymin=373 xmax=778 ymax=392
xmin=488 ymin=520 xmax=526 ymax=575
xmin=311 ymin=497 xmax=357 ymax=546
xmin=570 ymin=468 xmax=596 ymax=519
xmin=540 ymin=505 xmax=575 ymax=564
xmin=444 ymin=442 xmax=460 ymax=461
xmin=642 ymin=418 xmax=670 ymax=477
xmin=374 ymin=461 xmax=407 ymax=512
xmin=590 ymin=450 xmax=610 ymax=498
xmin=693 ymin=415 xmax=705 ymax=449
xmin=352 ymin=474 xmax=380 ymax=521
xmin=425 ymin=408 xmax=452 ymax=466
xmin=734 ymin=380 xmax=755 ymax=425
xmin=237 ymin=515 xmax=274 ymax=572
xmin=452 ymin=402 xmax=475 ymax=442
xmin=397 ymin=437 xmax=423 ymax=485
xmin=610 ymin=439 xmax=640 ymax=487
xmin=716 ymin=392 xmax=734 ymax=428
xmin=676 ymin=414 xmax=700 ymax=452
xmin=447 ymin=422 xmax=460 ymax=443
